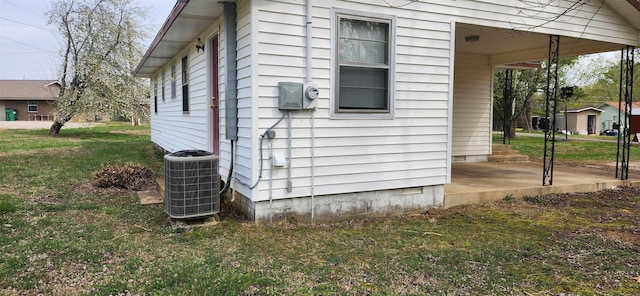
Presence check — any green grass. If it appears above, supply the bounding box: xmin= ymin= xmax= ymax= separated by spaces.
xmin=0 ymin=123 xmax=639 ymax=295
xmin=510 ymin=134 xmax=640 ymax=162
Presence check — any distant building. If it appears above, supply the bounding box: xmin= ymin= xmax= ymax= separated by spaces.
xmin=596 ymin=101 xmax=640 ymax=132
xmin=556 ymin=107 xmax=604 ymax=135
xmin=0 ymin=80 xmax=60 ymax=121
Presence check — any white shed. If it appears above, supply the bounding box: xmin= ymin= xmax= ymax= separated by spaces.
xmin=135 ymin=0 xmax=640 ymax=223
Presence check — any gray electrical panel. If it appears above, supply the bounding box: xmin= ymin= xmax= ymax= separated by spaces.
xmin=278 ymin=82 xmax=303 ymax=110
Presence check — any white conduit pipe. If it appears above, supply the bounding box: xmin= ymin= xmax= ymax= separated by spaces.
xmin=306 ymin=0 xmax=315 ymax=222
xmin=232 ymin=141 xmax=237 ymax=202
xmin=310 ymin=110 xmax=315 ymax=221
xmin=287 ymin=111 xmax=292 ymax=193
xmin=269 ymin=137 xmax=274 ymax=225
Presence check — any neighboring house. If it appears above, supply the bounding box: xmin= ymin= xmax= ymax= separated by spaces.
xmin=555 ymin=107 xmax=604 ymax=135
xmin=0 ymin=80 xmax=60 ymax=121
xmin=135 ymin=0 xmax=640 ymax=222
xmin=597 ymin=101 xmax=640 ymax=131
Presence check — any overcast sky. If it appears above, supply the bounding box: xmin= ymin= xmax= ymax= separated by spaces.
xmin=0 ymin=0 xmax=176 ymax=80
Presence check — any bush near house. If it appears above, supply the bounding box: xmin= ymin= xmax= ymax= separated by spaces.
xmin=0 ymin=123 xmax=639 ymax=295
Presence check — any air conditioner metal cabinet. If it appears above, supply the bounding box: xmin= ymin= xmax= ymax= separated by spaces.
xmin=164 ymin=150 xmax=220 ymax=219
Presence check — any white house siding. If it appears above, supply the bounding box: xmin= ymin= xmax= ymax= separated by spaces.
xmin=450 ymin=0 xmax=639 ymax=58
xmin=230 ymin=0 xmax=255 ymax=199
xmin=148 ymin=0 xmax=254 ymax=199
xmin=600 ymin=105 xmax=619 ymax=131
xmin=243 ymin=0 xmax=638 ymax=204
xmin=150 ymin=48 xmax=211 ymax=154
xmin=250 ymin=0 xmax=451 ymax=203
xmin=145 ymin=0 xmax=639 ymax=220
xmin=452 ymin=53 xmax=491 ymax=161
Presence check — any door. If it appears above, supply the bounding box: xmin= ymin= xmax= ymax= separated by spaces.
xmin=587 ymin=114 xmax=596 ymax=135
xmin=210 ymin=36 xmax=220 ymax=155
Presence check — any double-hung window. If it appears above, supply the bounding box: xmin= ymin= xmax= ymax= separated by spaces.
xmin=171 ymin=64 xmax=177 ymax=99
xmin=181 ymin=55 xmax=189 ymax=112
xmin=162 ymin=70 xmax=166 ymax=102
xmin=336 ymin=13 xmax=393 ymax=114
xmin=153 ymin=77 xmax=158 ymax=114
xmin=28 ymin=100 xmax=37 ymax=112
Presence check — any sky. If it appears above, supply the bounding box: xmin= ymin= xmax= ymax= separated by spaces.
xmin=0 ymin=0 xmax=176 ymax=80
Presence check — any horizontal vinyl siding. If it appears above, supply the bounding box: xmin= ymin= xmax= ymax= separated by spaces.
xmin=252 ymin=0 xmax=451 ymax=201
xmin=434 ymin=0 xmax=637 ymax=45
xmin=150 ymin=49 xmax=210 ymax=154
xmin=231 ymin=0 xmax=255 ymax=199
xmin=149 ymin=15 xmax=230 ymax=180
xmin=151 ymin=0 xmax=638 ymax=203
xmin=452 ymin=53 xmax=491 ymax=157
xmin=150 ymin=0 xmax=252 ymax=198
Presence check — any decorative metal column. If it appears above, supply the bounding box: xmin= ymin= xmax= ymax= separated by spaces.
xmin=616 ymin=46 xmax=635 ymax=180
xmin=543 ymin=35 xmax=560 ymax=186
xmin=503 ymin=69 xmax=514 ymax=145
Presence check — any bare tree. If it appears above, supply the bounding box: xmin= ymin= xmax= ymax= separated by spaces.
xmin=47 ymin=0 xmax=149 ymax=135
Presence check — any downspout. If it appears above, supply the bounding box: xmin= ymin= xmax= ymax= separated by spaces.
xmin=306 ymin=0 xmax=315 ymax=222
xmin=219 ymin=0 xmax=238 ymax=199
xmin=222 ymin=0 xmax=238 ymax=141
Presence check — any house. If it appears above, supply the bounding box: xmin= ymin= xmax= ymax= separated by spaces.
xmin=555 ymin=107 xmax=604 ymax=135
xmin=135 ymin=0 xmax=640 ymax=223
xmin=597 ymin=101 xmax=640 ymax=132
xmin=0 ymin=80 xmax=60 ymax=121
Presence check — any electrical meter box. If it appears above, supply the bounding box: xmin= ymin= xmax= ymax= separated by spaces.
xmin=278 ymin=82 xmax=303 ymax=110
xmin=303 ymin=84 xmax=319 ymax=109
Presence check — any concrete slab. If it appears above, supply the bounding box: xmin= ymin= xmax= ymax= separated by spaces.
xmin=138 ymin=190 xmax=163 ymax=205
xmin=445 ymin=161 xmax=640 ymax=208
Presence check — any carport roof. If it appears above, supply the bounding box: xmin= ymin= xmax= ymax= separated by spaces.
xmin=135 ymin=0 xmax=640 ymax=77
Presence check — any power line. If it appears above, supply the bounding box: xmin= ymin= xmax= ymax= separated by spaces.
xmin=0 ymin=51 xmax=56 ymax=55
xmin=0 ymin=0 xmax=43 ymax=17
xmin=0 ymin=35 xmax=55 ymax=53
xmin=0 ymin=16 xmax=55 ymax=32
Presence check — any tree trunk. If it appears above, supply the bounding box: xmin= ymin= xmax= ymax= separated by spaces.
xmin=49 ymin=121 xmax=64 ymax=135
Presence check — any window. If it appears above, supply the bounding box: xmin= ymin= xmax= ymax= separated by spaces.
xmin=153 ymin=78 xmax=158 ymax=114
xmin=162 ymin=70 xmax=166 ymax=102
xmin=182 ymin=55 xmax=189 ymax=112
xmin=335 ymin=13 xmax=393 ymax=114
xmin=171 ymin=63 xmax=177 ymax=99
xmin=28 ymin=100 xmax=37 ymax=112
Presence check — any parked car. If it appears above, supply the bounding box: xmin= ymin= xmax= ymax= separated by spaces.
xmin=601 ymin=129 xmax=619 ymax=136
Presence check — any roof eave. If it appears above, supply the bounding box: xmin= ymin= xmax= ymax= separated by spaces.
xmin=134 ymin=0 xmax=225 ymax=78
xmin=134 ymin=1 xmax=188 ymax=77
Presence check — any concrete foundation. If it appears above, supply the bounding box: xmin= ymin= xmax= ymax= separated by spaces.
xmin=231 ymin=185 xmax=445 ymax=224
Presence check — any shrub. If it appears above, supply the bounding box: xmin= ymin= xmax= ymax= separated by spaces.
xmin=92 ymin=163 xmax=154 ymax=191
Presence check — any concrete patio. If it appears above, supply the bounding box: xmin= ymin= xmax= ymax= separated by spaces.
xmin=445 ymin=161 xmax=640 ymax=208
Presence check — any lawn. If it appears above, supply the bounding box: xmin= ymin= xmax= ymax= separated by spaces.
xmin=510 ymin=134 xmax=640 ymax=162
xmin=1 ymin=123 xmax=639 ymax=295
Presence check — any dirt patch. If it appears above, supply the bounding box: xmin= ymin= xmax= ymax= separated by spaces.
xmin=110 ymin=130 xmax=150 ymax=136
xmin=0 ymin=121 xmax=99 ymax=130
xmin=0 ymin=146 xmax=82 ymax=157
xmin=602 ymin=229 xmax=640 ymax=247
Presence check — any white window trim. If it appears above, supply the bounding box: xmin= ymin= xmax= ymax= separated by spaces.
xmin=331 ymin=9 xmax=396 ymax=120
xmin=27 ymin=100 xmax=38 ymax=113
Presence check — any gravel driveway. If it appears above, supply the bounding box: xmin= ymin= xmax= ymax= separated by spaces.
xmin=0 ymin=121 xmax=99 ymax=130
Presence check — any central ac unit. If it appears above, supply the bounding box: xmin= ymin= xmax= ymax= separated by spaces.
xmin=164 ymin=150 xmax=220 ymax=219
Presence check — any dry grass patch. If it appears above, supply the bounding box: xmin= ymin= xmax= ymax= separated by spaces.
xmin=92 ymin=163 xmax=154 ymax=191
